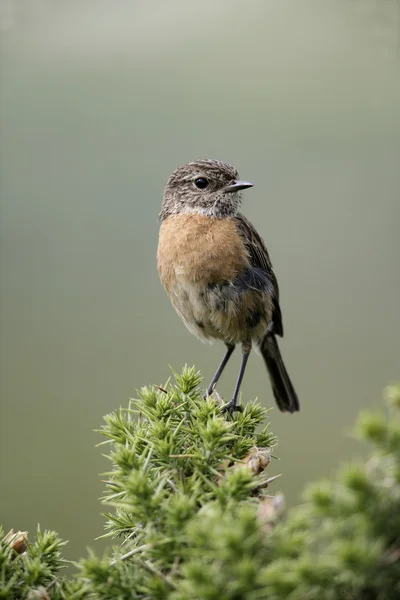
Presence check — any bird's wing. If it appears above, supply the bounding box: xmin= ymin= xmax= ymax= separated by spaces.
xmin=234 ymin=213 xmax=283 ymax=337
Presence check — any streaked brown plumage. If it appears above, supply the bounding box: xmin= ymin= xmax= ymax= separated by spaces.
xmin=157 ymin=159 xmax=299 ymax=414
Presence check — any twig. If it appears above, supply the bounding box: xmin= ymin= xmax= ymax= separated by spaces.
xmin=140 ymin=560 xmax=176 ymax=588
xmin=169 ymin=454 xmax=196 ymax=458
xmin=111 ymin=543 xmax=153 ymax=564
xmin=252 ymin=473 xmax=282 ymax=492
xmin=111 ymin=539 xmax=172 ymax=565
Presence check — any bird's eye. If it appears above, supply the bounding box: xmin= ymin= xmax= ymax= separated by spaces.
xmin=194 ymin=177 xmax=209 ymax=190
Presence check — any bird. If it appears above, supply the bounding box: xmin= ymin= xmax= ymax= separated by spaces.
xmin=157 ymin=159 xmax=299 ymax=415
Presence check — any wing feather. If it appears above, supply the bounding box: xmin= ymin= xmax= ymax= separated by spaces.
xmin=234 ymin=213 xmax=284 ymax=337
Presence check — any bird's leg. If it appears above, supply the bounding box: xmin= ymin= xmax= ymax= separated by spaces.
xmin=223 ymin=342 xmax=251 ymax=415
xmin=205 ymin=343 xmax=235 ymax=398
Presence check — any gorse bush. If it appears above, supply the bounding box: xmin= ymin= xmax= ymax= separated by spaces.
xmin=99 ymin=366 xmax=276 ymax=543
xmin=0 ymin=527 xmax=69 ymax=599
xmin=260 ymin=384 xmax=400 ymax=600
xmin=1 ymin=370 xmax=400 ymax=599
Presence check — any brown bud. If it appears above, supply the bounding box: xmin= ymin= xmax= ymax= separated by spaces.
xmin=4 ymin=529 xmax=28 ymax=555
xmin=27 ymin=587 xmax=51 ymax=600
xmin=243 ymin=447 xmax=271 ymax=475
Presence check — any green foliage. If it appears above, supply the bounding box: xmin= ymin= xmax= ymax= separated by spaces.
xmin=98 ymin=367 xmax=275 ymax=544
xmin=0 ymin=526 xmax=77 ymax=599
xmin=261 ymin=382 xmax=400 ymax=600
xmin=1 ymin=370 xmax=400 ymax=600
xmin=82 ymin=366 xmax=277 ymax=599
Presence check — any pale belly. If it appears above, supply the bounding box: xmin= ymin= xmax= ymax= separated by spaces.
xmin=168 ymin=275 xmax=271 ymax=345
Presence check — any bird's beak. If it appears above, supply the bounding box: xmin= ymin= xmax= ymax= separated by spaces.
xmin=223 ymin=180 xmax=254 ymax=193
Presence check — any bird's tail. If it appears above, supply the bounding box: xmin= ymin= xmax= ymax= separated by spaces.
xmin=258 ymin=334 xmax=299 ymax=413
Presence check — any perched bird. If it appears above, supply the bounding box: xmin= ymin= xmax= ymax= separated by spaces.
xmin=157 ymin=159 xmax=299 ymax=415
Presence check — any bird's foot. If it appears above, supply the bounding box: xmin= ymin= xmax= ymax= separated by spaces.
xmin=222 ymin=400 xmax=243 ymax=417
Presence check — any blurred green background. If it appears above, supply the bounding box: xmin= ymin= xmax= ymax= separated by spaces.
xmin=1 ymin=0 xmax=399 ymax=561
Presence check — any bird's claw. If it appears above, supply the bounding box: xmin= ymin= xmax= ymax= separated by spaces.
xmin=222 ymin=400 xmax=243 ymax=416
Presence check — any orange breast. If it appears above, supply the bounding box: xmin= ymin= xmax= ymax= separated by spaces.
xmin=157 ymin=214 xmax=249 ymax=291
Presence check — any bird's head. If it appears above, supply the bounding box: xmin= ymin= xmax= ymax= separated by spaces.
xmin=160 ymin=159 xmax=253 ymax=220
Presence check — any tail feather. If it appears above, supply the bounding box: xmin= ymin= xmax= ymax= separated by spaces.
xmin=259 ymin=335 xmax=299 ymax=413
